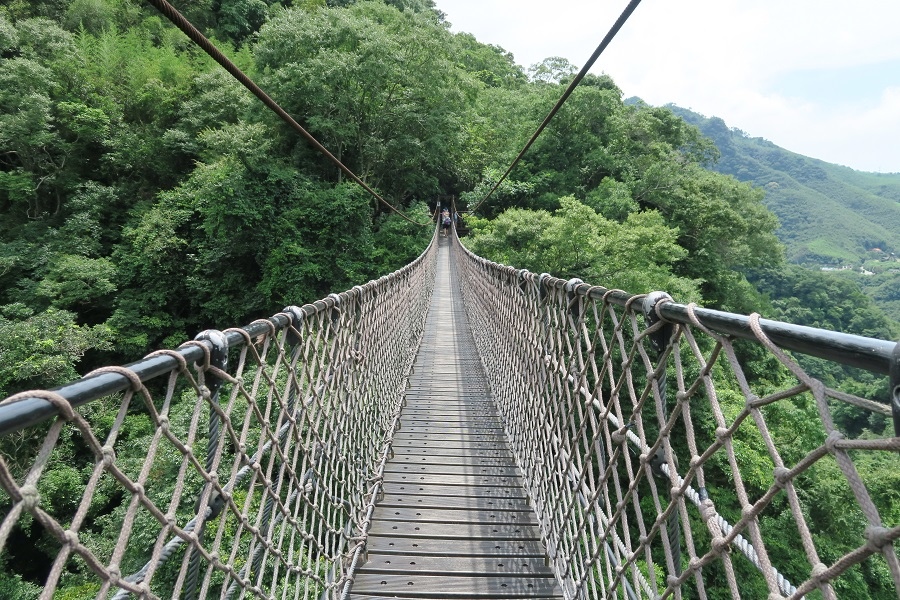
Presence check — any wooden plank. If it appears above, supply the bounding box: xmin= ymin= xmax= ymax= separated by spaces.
xmin=367 ymin=521 xmax=540 ymax=540
xmin=390 ymin=439 xmax=511 ymax=451
xmin=399 ymin=416 xmax=502 ymax=426
xmin=392 ymin=446 xmax=512 ymax=458
xmin=383 ymin=464 xmax=522 ymax=477
xmin=378 ymin=494 xmax=531 ymax=511
xmin=392 ymin=432 xmax=508 ymax=443
xmin=364 ymin=537 xmax=549 ymax=558
xmin=397 ymin=425 xmax=504 ymax=435
xmin=382 ymin=472 xmax=522 ymax=487
xmin=350 ymin=573 xmax=562 ymax=598
xmin=392 ymin=455 xmax=514 ymax=467
xmin=370 ymin=506 xmax=538 ymax=526
xmin=357 ymin=555 xmax=555 ymax=577
xmin=381 ymin=482 xmax=528 ymax=499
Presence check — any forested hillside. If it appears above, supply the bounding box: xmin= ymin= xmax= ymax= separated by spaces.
xmin=667 ymin=106 xmax=900 ymax=322
xmin=668 ymin=106 xmax=900 ymax=264
xmin=1 ymin=0 xmax=898 ymax=597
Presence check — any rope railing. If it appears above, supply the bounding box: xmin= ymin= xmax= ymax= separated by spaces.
xmin=453 ymin=235 xmax=900 ymax=600
xmin=2 ymin=224 xmax=900 ymax=599
xmin=0 ymin=228 xmax=439 ymax=599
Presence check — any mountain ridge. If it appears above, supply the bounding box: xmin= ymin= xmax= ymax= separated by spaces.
xmin=664 ymin=105 xmax=900 ymax=265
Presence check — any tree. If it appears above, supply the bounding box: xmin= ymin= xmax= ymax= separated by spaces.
xmin=528 ymin=56 xmax=576 ymax=84
xmin=0 ymin=303 xmax=111 ymax=397
xmin=254 ymin=1 xmax=474 ymax=200
xmin=465 ymin=196 xmax=700 ymax=299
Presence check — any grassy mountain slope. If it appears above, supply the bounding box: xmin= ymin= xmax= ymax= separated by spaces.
xmin=668 ymin=106 xmax=900 ymax=265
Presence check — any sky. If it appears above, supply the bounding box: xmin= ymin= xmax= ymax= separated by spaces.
xmin=434 ymin=0 xmax=900 ymax=173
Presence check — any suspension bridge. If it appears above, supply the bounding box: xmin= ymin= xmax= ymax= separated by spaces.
xmin=2 ymin=0 xmax=900 ymax=596
xmin=1 ymin=222 xmax=898 ymax=599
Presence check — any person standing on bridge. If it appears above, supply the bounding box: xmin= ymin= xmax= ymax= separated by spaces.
xmin=441 ymin=209 xmax=451 ymax=237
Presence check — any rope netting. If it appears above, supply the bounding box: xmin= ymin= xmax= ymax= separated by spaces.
xmin=0 ymin=231 xmax=438 ymax=599
xmin=453 ymin=239 xmax=900 ymax=600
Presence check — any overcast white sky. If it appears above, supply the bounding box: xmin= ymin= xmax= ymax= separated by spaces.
xmin=435 ymin=0 xmax=900 ymax=173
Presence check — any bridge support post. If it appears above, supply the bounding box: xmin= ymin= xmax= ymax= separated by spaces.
xmin=891 ymin=341 xmax=900 ymax=437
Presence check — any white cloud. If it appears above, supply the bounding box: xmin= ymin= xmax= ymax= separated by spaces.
xmin=436 ymin=0 xmax=900 ymax=172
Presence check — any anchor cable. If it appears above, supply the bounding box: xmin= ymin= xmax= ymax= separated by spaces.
xmin=144 ymin=0 xmax=430 ymax=227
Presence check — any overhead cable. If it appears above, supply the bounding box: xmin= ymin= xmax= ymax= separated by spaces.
xmin=143 ymin=0 xmax=429 ymax=227
xmin=468 ymin=0 xmax=644 ymax=214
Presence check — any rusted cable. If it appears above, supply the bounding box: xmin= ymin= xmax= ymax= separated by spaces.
xmin=143 ymin=0 xmax=429 ymax=227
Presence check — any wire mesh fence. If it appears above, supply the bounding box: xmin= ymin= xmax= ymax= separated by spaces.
xmin=454 ymin=239 xmax=900 ymax=600
xmin=0 ymin=233 xmax=438 ymax=600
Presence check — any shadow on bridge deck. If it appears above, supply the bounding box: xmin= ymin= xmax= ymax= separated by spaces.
xmin=349 ymin=237 xmax=563 ymax=599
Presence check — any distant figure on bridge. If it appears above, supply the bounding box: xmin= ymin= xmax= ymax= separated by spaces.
xmin=441 ymin=209 xmax=451 ymax=237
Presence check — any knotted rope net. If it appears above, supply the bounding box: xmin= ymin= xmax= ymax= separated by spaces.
xmin=0 ymin=232 xmax=438 ymax=599
xmin=454 ymin=238 xmax=900 ymax=600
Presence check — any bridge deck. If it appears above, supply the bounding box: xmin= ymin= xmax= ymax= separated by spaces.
xmin=349 ymin=238 xmax=563 ymax=599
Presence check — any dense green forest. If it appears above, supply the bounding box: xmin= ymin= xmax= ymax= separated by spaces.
xmin=1 ymin=0 xmax=898 ymax=597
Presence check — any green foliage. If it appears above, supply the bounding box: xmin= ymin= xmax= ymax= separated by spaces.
xmin=0 ymin=570 xmax=41 ymax=600
xmin=35 ymin=255 xmax=117 ymax=309
xmin=451 ymin=33 xmax=526 ymax=89
xmin=749 ymin=264 xmax=897 ymax=340
xmin=254 ymin=1 xmax=474 ymax=199
xmin=0 ymin=303 xmax=112 ymax=396
xmin=527 ymin=56 xmax=576 ymax=83
xmin=466 ymin=196 xmax=700 ymax=299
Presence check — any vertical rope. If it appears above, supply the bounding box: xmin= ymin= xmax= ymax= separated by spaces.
xmin=183 ymin=330 xmax=228 ymax=600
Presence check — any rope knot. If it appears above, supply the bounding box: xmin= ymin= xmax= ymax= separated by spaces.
xmin=19 ymin=484 xmax=40 ymax=510
xmin=865 ymin=525 xmax=892 ymax=552
xmin=610 ymin=428 xmax=628 ymax=445
xmin=773 ymin=467 xmax=791 ymax=489
xmin=107 ymin=564 xmax=121 ymax=585
xmin=825 ymin=430 xmax=844 ymax=453
xmin=63 ymin=529 xmax=80 ymax=548
xmin=101 ymin=444 xmax=116 ymax=467
xmin=810 ymin=561 xmax=828 ymax=583
xmin=711 ymin=535 xmax=730 ymax=555
xmin=715 ymin=427 xmax=729 ymax=441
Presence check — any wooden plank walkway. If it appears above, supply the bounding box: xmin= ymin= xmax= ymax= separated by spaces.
xmin=350 ymin=237 xmax=564 ymax=599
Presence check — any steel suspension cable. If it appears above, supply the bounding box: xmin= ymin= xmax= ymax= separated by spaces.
xmin=143 ymin=0 xmax=429 ymax=227
xmin=468 ymin=0 xmax=643 ymax=214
